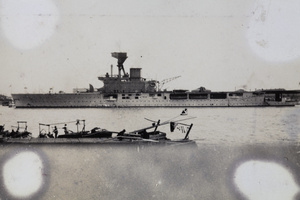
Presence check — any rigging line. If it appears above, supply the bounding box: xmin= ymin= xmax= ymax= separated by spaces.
xmin=147 ymin=114 xmax=182 ymax=125
xmin=128 ymin=116 xmax=196 ymax=134
xmin=39 ymin=120 xmax=79 ymax=126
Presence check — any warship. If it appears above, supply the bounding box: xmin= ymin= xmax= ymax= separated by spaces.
xmin=11 ymin=52 xmax=296 ymax=108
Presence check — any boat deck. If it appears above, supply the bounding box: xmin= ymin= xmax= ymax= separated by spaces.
xmin=0 ymin=137 xmax=196 ymax=146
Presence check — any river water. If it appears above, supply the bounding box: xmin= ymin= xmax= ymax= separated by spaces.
xmin=1 ymin=106 xmax=300 ymax=200
xmin=1 ymin=106 xmax=299 ymax=144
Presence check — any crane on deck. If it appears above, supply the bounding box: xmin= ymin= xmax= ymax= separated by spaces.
xmin=158 ymin=76 xmax=181 ymax=91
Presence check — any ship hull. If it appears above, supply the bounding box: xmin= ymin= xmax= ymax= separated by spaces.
xmin=265 ymin=101 xmax=296 ymax=107
xmin=10 ymin=52 xmax=297 ymax=108
xmin=11 ymin=91 xmax=276 ymax=108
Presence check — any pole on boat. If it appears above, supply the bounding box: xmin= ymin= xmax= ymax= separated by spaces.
xmin=154 ymin=120 xmax=160 ymax=132
xmin=82 ymin=120 xmax=85 ymax=132
xmin=184 ymin=123 xmax=193 ymax=140
xmin=76 ymin=120 xmax=80 ymax=133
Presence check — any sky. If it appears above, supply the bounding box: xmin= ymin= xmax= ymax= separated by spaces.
xmin=0 ymin=0 xmax=300 ymax=95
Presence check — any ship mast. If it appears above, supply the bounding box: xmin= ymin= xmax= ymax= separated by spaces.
xmin=111 ymin=52 xmax=127 ymax=78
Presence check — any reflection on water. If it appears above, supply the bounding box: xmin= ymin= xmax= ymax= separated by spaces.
xmin=0 ymin=143 xmax=300 ymax=200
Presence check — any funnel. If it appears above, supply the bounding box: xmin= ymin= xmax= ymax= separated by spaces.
xmin=111 ymin=52 xmax=127 ymax=65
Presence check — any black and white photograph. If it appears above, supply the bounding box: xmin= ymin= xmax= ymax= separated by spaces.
xmin=1 ymin=0 xmax=300 ymax=199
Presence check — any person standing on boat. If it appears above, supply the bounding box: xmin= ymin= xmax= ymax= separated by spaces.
xmin=63 ymin=124 xmax=68 ymax=134
xmin=53 ymin=126 xmax=58 ymax=138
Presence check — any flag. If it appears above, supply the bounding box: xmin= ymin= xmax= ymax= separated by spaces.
xmin=170 ymin=122 xmax=177 ymax=132
xmin=170 ymin=122 xmax=190 ymax=133
xmin=176 ymin=125 xmax=190 ymax=134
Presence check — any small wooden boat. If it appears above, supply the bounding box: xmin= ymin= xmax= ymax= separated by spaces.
xmin=0 ymin=121 xmax=32 ymax=139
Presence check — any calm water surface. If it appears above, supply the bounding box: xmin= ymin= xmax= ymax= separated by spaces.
xmin=1 ymin=106 xmax=299 ymax=145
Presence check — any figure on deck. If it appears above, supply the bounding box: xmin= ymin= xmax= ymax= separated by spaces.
xmin=63 ymin=124 xmax=68 ymax=134
xmin=39 ymin=132 xmax=47 ymax=138
xmin=47 ymin=132 xmax=54 ymax=138
xmin=53 ymin=126 xmax=58 ymax=138
xmin=11 ymin=129 xmax=16 ymax=138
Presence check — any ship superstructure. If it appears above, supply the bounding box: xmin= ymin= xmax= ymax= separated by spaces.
xmin=98 ymin=52 xmax=158 ymax=94
xmin=11 ymin=52 xmax=295 ymax=108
